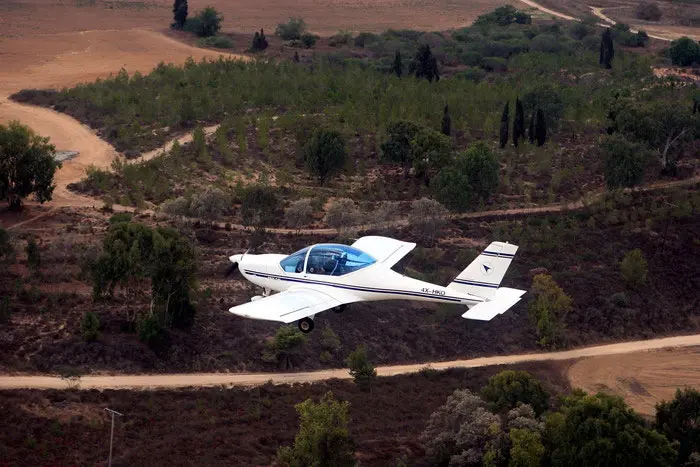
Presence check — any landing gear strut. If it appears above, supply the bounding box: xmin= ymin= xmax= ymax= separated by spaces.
xmin=298 ymin=317 xmax=315 ymax=333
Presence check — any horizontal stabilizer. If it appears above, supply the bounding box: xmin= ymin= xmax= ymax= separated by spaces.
xmin=462 ymin=287 xmax=526 ymax=321
xmin=447 ymin=241 xmax=519 ymax=299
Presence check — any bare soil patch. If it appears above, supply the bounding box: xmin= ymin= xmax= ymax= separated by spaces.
xmin=567 ymin=346 xmax=700 ymax=416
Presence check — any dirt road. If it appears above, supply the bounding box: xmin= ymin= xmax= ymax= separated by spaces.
xmin=1 ymin=334 xmax=698 ymax=390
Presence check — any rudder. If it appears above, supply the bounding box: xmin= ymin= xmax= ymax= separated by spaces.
xmin=447 ymin=241 xmax=519 ymax=299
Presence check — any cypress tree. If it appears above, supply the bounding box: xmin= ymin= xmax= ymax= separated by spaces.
xmin=535 ymin=108 xmax=547 ymax=147
xmin=441 ymin=104 xmax=451 ymax=136
xmin=529 ymin=110 xmax=536 ymax=144
xmin=412 ymin=45 xmax=440 ymax=82
xmin=600 ymin=28 xmax=614 ymax=69
xmin=499 ymin=101 xmax=510 ymax=149
xmin=293 ymin=51 xmax=300 ymax=63
xmin=173 ymin=0 xmax=188 ymax=29
xmin=393 ymin=50 xmax=403 ymax=78
xmin=252 ymin=29 xmax=268 ymax=51
xmin=513 ymin=97 xmax=525 ymax=148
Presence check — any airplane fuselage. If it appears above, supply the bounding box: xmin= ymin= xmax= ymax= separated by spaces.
xmin=237 ymin=253 xmax=485 ymax=307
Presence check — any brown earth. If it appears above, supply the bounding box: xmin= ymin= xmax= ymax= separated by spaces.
xmin=567 ymin=345 xmax=700 ymax=417
xmin=0 ymin=0 xmax=520 ymax=39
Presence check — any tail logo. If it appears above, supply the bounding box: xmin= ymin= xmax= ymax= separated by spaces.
xmin=481 ymin=263 xmax=493 ymax=275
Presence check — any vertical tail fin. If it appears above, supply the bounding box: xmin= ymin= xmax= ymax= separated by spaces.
xmin=446 ymin=241 xmax=519 ymax=299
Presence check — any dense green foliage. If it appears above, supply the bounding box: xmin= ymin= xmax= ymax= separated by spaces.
xmin=602 ymin=133 xmax=647 ymax=188
xmin=410 ymin=128 xmax=452 ymax=183
xmin=185 ymin=7 xmax=223 ymax=38
xmin=513 ymin=98 xmax=525 ymax=147
xmin=276 ymin=17 xmax=306 ymax=40
xmin=197 ymin=35 xmax=233 ymax=49
xmin=474 ymin=5 xmax=531 ymax=26
xmin=0 ymin=228 xmax=13 ymax=261
xmin=277 ymin=392 xmax=356 ymax=467
xmin=499 ymin=101 xmax=509 ymax=148
xmin=655 ymin=388 xmax=700 ymax=464
xmin=240 ymin=184 xmax=281 ymax=227
xmin=441 ymin=104 xmax=451 ymax=136
xmin=303 ymin=129 xmax=347 ymax=184
xmin=90 ymin=217 xmax=197 ymax=329
xmin=433 ymin=142 xmax=499 ymax=211
xmin=251 ymin=28 xmax=268 ymax=51
xmin=481 ymin=370 xmax=550 ymax=416
xmin=411 ymin=44 xmax=440 ymax=82
xmin=547 ymin=392 xmax=677 ymax=467
xmin=172 ymin=0 xmax=187 ymax=29
xmin=528 ymin=274 xmax=571 ymax=349
xmin=264 ymin=326 xmax=307 ymax=370
xmin=380 ymin=121 xmax=421 ymax=172
xmin=600 ymin=29 xmax=614 ymax=69
xmin=0 ymin=121 xmax=59 ymax=210
xmin=669 ymin=37 xmax=700 ymax=66
xmin=620 ymin=248 xmax=649 ymax=289
xmin=345 ymin=345 xmax=377 ymax=392
xmin=425 ymin=372 xmax=678 ymax=467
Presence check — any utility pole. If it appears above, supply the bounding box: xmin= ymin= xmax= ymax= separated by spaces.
xmin=104 ymin=408 xmax=123 ymax=467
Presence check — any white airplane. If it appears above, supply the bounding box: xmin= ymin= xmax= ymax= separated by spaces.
xmin=227 ymin=236 xmax=525 ymax=333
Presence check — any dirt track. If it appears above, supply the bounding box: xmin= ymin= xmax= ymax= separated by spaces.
xmin=1 ymin=334 xmax=698 ymax=390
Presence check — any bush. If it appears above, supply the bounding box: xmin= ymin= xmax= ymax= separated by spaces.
xmin=197 ymin=35 xmax=233 ymax=49
xmin=620 ymin=248 xmax=648 ymax=289
xmin=240 ymin=185 xmax=280 ymax=228
xmin=481 ymin=370 xmax=550 ymax=415
xmin=655 ymin=388 xmax=700 ymax=464
xmin=409 ymin=198 xmax=448 ymax=245
xmin=276 ymin=17 xmax=306 ymax=40
xmin=0 ymin=228 xmax=14 ymax=261
xmin=285 ymin=198 xmax=314 ymax=230
xmin=531 ymin=34 xmax=563 ymax=53
xmin=265 ymin=326 xmax=307 ymax=370
xmin=161 ymin=196 xmax=191 ymax=217
xmin=475 ymin=5 xmax=531 ymax=26
xmin=80 ymin=311 xmax=100 ymax=342
xmin=324 ymin=198 xmax=363 ymax=232
xmin=569 ymin=22 xmax=593 ymax=40
xmin=301 ymin=33 xmax=318 ymax=48
xmin=330 ymin=30 xmax=353 ymax=47
xmin=276 ymin=392 xmax=355 ymax=467
xmin=346 ymin=345 xmax=377 ymax=392
xmin=354 ymin=32 xmax=378 ymax=48
xmin=137 ymin=315 xmax=167 ymax=348
xmin=669 ymin=37 xmax=700 ymax=66
xmin=522 ymin=84 xmax=564 ymax=129
xmin=481 ymin=56 xmax=508 ymax=72
xmin=189 ymin=187 xmax=228 ymax=220
xmin=602 ymin=134 xmax=647 ymax=189
xmin=528 ymin=274 xmax=572 ymax=349
xmin=409 ymin=128 xmax=452 ymax=183
xmin=636 ymin=2 xmax=663 ymax=21
xmin=26 ymin=236 xmax=41 ymax=271
xmin=186 ymin=7 xmax=223 ymax=37
xmin=381 ymin=120 xmax=422 ymax=172
xmin=304 ymin=129 xmax=347 ymax=184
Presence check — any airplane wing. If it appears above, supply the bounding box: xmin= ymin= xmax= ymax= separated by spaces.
xmin=228 ymin=286 xmax=359 ymax=324
xmin=351 ymin=236 xmax=416 ymax=268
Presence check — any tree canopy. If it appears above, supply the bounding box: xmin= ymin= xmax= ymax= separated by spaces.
xmin=411 ymin=44 xmax=440 ymax=82
xmin=481 ymin=370 xmax=550 ymax=416
xmin=380 ymin=120 xmax=421 ymax=173
xmin=0 ymin=121 xmax=59 ymax=210
xmin=655 ymin=388 xmax=700 ymax=464
xmin=602 ymin=133 xmax=647 ymax=189
xmin=277 ymin=392 xmax=356 ymax=467
xmin=304 ymin=129 xmax=347 ymax=184
xmin=528 ymin=274 xmax=571 ymax=349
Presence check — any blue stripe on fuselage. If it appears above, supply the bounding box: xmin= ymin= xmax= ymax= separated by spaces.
xmin=243 ymin=269 xmax=466 ymax=303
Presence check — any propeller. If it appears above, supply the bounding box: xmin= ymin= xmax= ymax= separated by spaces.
xmin=225 ymin=248 xmax=249 ymax=279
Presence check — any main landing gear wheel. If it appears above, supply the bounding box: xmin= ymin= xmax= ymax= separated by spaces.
xmin=332 ymin=304 xmax=347 ymax=314
xmin=298 ymin=317 xmax=315 ymax=333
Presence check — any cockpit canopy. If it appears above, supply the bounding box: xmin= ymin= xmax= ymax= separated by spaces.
xmin=279 ymin=244 xmax=376 ymax=276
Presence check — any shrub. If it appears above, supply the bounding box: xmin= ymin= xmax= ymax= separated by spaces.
xmin=276 ymin=17 xmax=306 ymax=40
xmin=265 ymin=326 xmax=307 ymax=370
xmin=381 ymin=120 xmax=422 ymax=172
xmin=531 ymin=34 xmax=563 ymax=53
xmin=522 ymin=84 xmax=564 ymax=129
xmin=186 ymin=7 xmax=223 ymax=37
xmin=409 ymin=198 xmax=448 ymax=245
xmin=620 ymin=248 xmax=648 ymax=289
xmin=409 ymin=128 xmax=452 ymax=183
xmin=80 ymin=311 xmax=100 ymax=342
xmin=285 ymin=198 xmax=314 ymax=230
xmin=0 ymin=228 xmax=14 ymax=261
xmin=276 ymin=392 xmax=355 ymax=467
xmin=528 ymin=274 xmax=572 ymax=349
xmin=669 ymin=37 xmax=700 ymax=66
xmin=197 ymin=35 xmax=233 ymax=49
xmin=481 ymin=370 xmax=550 ymax=415
xmin=26 ymin=236 xmax=41 ymax=271
xmin=137 ymin=315 xmax=167 ymax=348
xmin=346 ymin=345 xmax=377 ymax=392
xmin=0 ymin=296 xmax=11 ymax=324
xmin=569 ymin=22 xmax=593 ymax=40
xmin=240 ymin=185 xmax=280 ymax=228
xmin=251 ymin=28 xmax=269 ymax=51
xmin=324 ymin=198 xmax=363 ymax=232
xmin=304 ymin=129 xmax=347 ymax=184
xmin=354 ymin=32 xmax=378 ymax=48
xmin=602 ymin=134 xmax=647 ymax=189
xmin=655 ymin=388 xmax=700 ymax=464
xmin=161 ymin=196 xmax=191 ymax=217
xmin=636 ymin=2 xmax=662 ymax=21
xmin=433 ymin=142 xmax=498 ymax=211
xmin=301 ymin=33 xmax=318 ymax=48
xmin=475 ymin=5 xmax=531 ymax=26
xmin=189 ymin=186 xmax=228 ymax=220
xmin=481 ymin=56 xmax=508 ymax=72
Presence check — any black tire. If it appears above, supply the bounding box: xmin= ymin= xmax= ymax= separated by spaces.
xmin=298 ymin=317 xmax=314 ymax=333
xmin=332 ymin=304 xmax=347 ymax=314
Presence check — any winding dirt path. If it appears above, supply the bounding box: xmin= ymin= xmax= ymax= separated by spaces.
xmin=1 ymin=334 xmax=699 ymax=390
